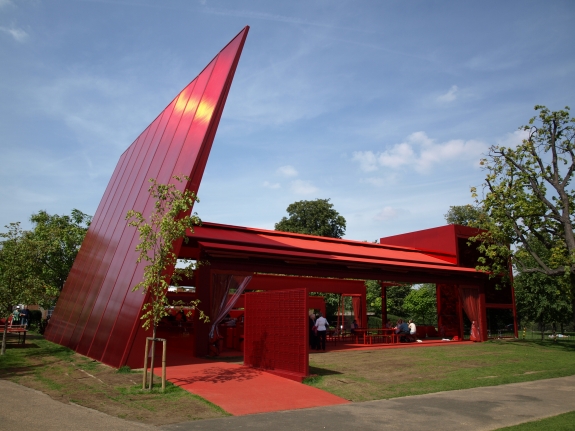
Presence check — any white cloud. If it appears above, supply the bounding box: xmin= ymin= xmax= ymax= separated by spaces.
xmin=352 ymin=151 xmax=378 ymax=172
xmin=290 ymin=180 xmax=318 ymax=195
xmin=437 ymin=85 xmax=458 ymax=103
xmin=263 ymin=181 xmax=281 ymax=189
xmin=0 ymin=0 xmax=13 ymax=8
xmin=374 ymin=206 xmax=406 ymax=221
xmin=360 ymin=177 xmax=386 ymax=187
xmin=0 ymin=26 xmax=28 ymax=42
xmin=353 ymin=131 xmax=488 ymax=174
xmin=496 ymin=129 xmax=529 ymax=149
xmin=277 ymin=165 xmax=298 ymax=177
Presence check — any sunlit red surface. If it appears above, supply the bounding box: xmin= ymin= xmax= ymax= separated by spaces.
xmin=45 ymin=27 xmax=250 ymax=368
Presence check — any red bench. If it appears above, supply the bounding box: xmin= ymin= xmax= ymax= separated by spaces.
xmin=2 ymin=323 xmax=28 ymax=344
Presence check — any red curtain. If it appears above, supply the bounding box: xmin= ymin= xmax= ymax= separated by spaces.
xmin=352 ymin=296 xmax=363 ymax=328
xmin=459 ymin=286 xmax=481 ymax=341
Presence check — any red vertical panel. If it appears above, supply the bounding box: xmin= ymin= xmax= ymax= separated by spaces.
xmin=100 ymin=29 xmax=249 ymax=367
xmin=65 ymin=115 xmax=161 ymax=349
xmin=61 ymin=129 xmax=149 ymax=347
xmin=437 ymin=284 xmax=460 ymax=338
xmin=45 ymin=148 xmax=131 ymax=344
xmin=175 ymin=32 xmax=246 ymax=190
xmin=99 ymin=63 xmax=218 ymax=365
xmin=47 ymin=27 xmax=249 ymax=367
xmin=86 ymin=85 xmax=196 ymax=360
xmin=75 ymin=98 xmax=179 ymax=357
xmin=244 ymin=289 xmax=308 ymax=380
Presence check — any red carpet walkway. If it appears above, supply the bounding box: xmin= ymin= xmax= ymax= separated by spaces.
xmin=159 ymin=361 xmax=349 ymax=416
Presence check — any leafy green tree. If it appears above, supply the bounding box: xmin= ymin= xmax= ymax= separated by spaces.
xmin=366 ymin=280 xmax=382 ymax=317
xmin=444 ymin=204 xmax=486 ymax=226
xmin=28 ymin=209 xmax=91 ymax=293
xmin=0 ymin=223 xmax=53 ymax=355
xmin=385 ymin=284 xmax=412 ymax=317
xmin=514 ymin=238 xmax=572 ymax=338
xmin=275 ymin=198 xmax=346 ymax=238
xmin=126 ymin=175 xmax=207 ymax=390
xmin=403 ymin=284 xmax=437 ymax=325
xmin=515 ymin=271 xmax=572 ymax=339
xmin=471 ymin=106 xmax=575 ymax=325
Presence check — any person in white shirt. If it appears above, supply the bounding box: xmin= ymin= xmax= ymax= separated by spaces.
xmin=408 ymin=319 xmax=417 ymax=342
xmin=314 ymin=313 xmax=329 ymax=351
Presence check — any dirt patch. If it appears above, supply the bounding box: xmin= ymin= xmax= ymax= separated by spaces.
xmin=0 ymin=339 xmax=227 ymax=425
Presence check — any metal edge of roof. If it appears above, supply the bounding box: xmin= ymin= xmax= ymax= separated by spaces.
xmin=188 ymin=222 xmax=459 ymax=264
xmin=197 ymin=241 xmax=480 ymax=274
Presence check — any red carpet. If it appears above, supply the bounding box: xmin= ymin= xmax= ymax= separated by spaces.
xmin=160 ymin=362 xmax=349 ymax=416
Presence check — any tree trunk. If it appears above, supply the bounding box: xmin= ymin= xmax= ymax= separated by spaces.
xmin=540 ymin=318 xmax=545 ymax=340
xmin=1 ymin=319 xmax=8 ymax=355
xmin=148 ymin=326 xmax=157 ymax=390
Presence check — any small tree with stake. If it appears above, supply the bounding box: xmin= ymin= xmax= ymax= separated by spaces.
xmin=126 ymin=175 xmax=207 ymax=390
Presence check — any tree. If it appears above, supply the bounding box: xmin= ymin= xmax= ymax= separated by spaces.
xmin=0 ymin=223 xmax=53 ymax=355
xmin=444 ymin=204 xmax=486 ymax=226
xmin=366 ymin=280 xmax=382 ymax=317
xmin=275 ymin=198 xmax=346 ymax=238
xmin=384 ymin=284 xmax=412 ymax=318
xmin=28 ymin=209 xmax=91 ymax=293
xmin=126 ymin=175 xmax=207 ymax=390
xmin=471 ymin=106 xmax=575 ymax=325
xmin=403 ymin=284 xmax=437 ymax=325
xmin=513 ymin=238 xmax=572 ymax=338
xmin=515 ymin=271 xmax=572 ymax=339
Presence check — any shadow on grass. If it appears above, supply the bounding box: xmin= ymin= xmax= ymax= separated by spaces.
xmin=492 ymin=339 xmax=575 ymax=352
xmin=0 ymin=362 xmax=51 ymax=379
xmin=308 ymin=365 xmax=344 ymax=377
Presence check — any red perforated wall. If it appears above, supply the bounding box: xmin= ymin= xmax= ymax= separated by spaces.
xmin=437 ymin=284 xmax=461 ymax=338
xmin=244 ymin=289 xmax=308 ymax=381
xmin=44 ymin=27 xmax=249 ymax=368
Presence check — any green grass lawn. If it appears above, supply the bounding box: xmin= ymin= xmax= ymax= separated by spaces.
xmin=306 ymin=339 xmax=575 ymax=401
xmin=494 ymin=410 xmax=575 ymax=431
xmin=0 ymin=333 xmax=228 ymax=425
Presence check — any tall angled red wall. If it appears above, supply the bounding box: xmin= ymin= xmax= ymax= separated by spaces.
xmin=45 ymin=27 xmax=249 ymax=368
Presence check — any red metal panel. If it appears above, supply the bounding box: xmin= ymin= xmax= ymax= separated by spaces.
xmin=249 ymin=274 xmax=366 ymax=294
xmin=46 ymin=27 xmax=249 ymax=367
xmin=85 ymin=86 xmax=189 ymax=359
xmin=46 ymin=147 xmax=132 ymax=344
xmin=437 ymin=284 xmax=461 ymax=338
xmin=105 ymin=32 xmax=248 ymax=367
xmin=380 ymin=225 xmax=458 ymax=263
xmin=64 ymin=127 xmax=152 ymax=349
xmin=100 ymin=49 xmax=222 ymax=365
xmin=71 ymin=110 xmax=169 ymax=356
xmin=188 ymin=223 xmax=460 ymax=267
xmin=197 ymin=240 xmax=478 ymax=274
xmin=244 ymin=288 xmax=308 ymax=380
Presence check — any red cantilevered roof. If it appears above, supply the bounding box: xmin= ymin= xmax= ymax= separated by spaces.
xmin=181 ymin=222 xmax=478 ymax=276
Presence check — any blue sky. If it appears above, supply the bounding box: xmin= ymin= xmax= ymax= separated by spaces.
xmin=1 ymin=0 xmax=574 ymax=242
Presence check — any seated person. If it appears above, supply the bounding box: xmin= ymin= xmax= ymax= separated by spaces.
xmin=395 ymin=319 xmax=409 ymax=341
xmin=407 ymin=319 xmax=417 ymax=342
xmin=350 ymin=319 xmax=359 ymax=334
xmin=385 ymin=319 xmax=393 ymax=329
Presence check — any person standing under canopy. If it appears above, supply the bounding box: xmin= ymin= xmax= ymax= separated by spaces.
xmin=314 ymin=313 xmax=329 ymax=351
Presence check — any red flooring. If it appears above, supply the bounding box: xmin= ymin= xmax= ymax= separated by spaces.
xmin=158 ymin=361 xmax=349 ymax=415
xmin=154 ymin=339 xmax=472 ymax=416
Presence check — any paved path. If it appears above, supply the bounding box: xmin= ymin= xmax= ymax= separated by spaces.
xmin=161 ymin=375 xmax=575 ymax=431
xmin=1 ymin=376 xmax=574 ymax=431
xmin=0 ymin=379 xmax=154 ymax=431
